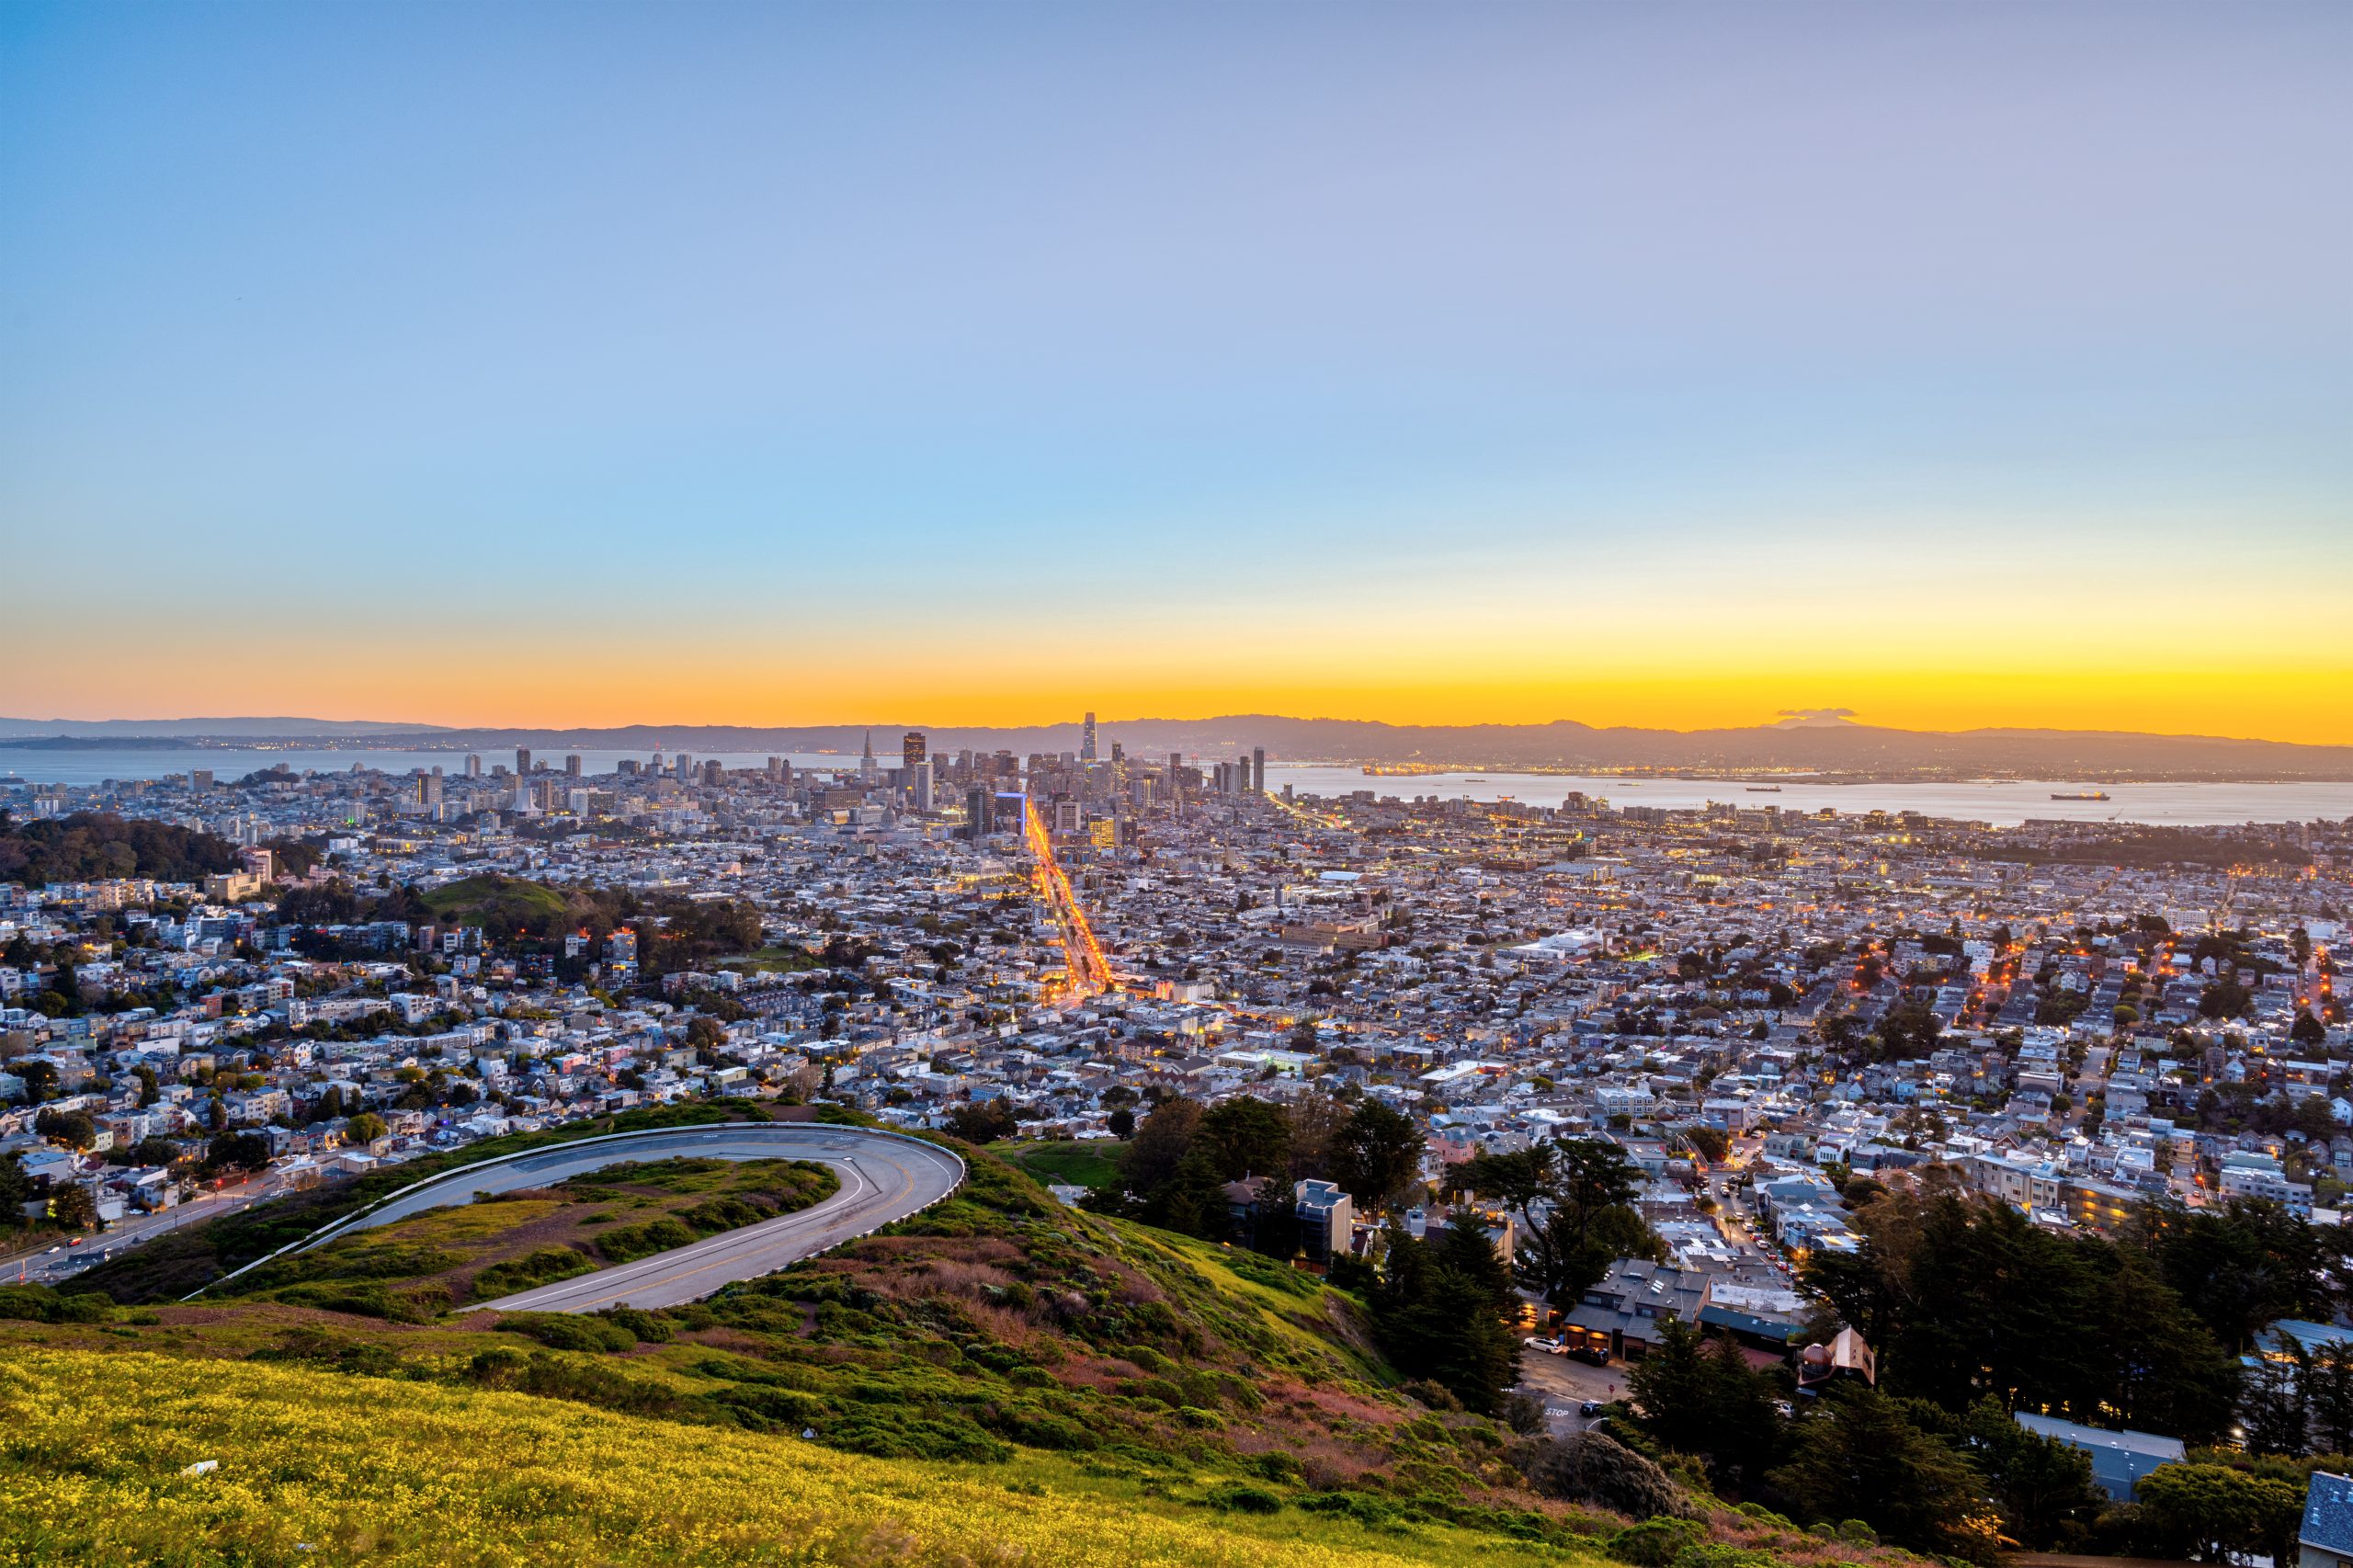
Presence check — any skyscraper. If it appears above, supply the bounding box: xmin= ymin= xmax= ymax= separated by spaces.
xmin=908 ymin=758 xmax=933 ymax=811
xmin=516 ymin=747 xmax=532 ymax=775
xmin=859 ymin=731 xmax=878 ymax=785
xmin=1081 ymin=712 xmax=1097 ymax=763
xmin=565 ymin=754 xmax=583 ymax=776
xmin=902 ymin=731 xmax=926 ymax=775
xmin=463 ymin=754 xmax=483 ymax=778
xmin=1252 ymin=747 xmax=1266 ymax=793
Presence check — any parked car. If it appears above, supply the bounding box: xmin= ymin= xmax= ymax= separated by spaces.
xmin=1579 ymin=1401 xmax=1606 ymax=1418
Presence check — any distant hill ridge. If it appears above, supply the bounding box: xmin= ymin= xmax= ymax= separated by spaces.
xmin=4 ymin=712 xmax=2350 ymax=780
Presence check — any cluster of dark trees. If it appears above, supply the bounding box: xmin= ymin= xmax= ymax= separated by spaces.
xmin=1368 ymin=1216 xmax=1520 ymax=1415
xmin=1085 ymin=1092 xmax=1423 ymax=1250
xmin=0 ymin=811 xmax=244 ymax=885
xmin=278 ymin=874 xmax=761 ymax=983
xmin=1802 ymin=1184 xmax=2287 ymax=1445
xmin=1594 ymin=1178 xmax=2353 ymax=1560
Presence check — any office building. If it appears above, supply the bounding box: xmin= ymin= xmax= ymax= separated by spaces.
xmin=463 ymin=754 xmax=483 ymax=778
xmin=516 ymin=747 xmax=532 ymax=776
xmin=1081 ymin=712 xmax=1097 ymax=763
xmin=702 ymin=759 xmax=723 ymax=787
xmin=902 ymin=731 xmax=926 ymax=775
xmin=565 ymin=755 xmax=583 ymax=777
xmin=1252 ymin=747 xmax=1266 ymax=793
xmin=859 ymin=731 xmax=879 ymax=785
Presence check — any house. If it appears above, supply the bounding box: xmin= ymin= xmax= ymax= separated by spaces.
xmin=2014 ymin=1413 xmax=2183 ymax=1501
xmin=1294 ymin=1178 xmax=1352 ymax=1261
xmin=1562 ymin=1259 xmax=1705 ymax=1362
xmin=2300 ymin=1471 xmax=2353 ymax=1568
xmin=1797 ymin=1326 xmax=1876 ymax=1391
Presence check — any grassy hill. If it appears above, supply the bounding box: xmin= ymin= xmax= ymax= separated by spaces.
xmin=419 ymin=872 xmax=576 ymax=929
xmin=0 ymin=1347 xmax=1601 ymax=1568
xmin=17 ymin=1132 xmax=1912 ymax=1568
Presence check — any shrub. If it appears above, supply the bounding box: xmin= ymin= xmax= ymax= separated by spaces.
xmin=1517 ymin=1431 xmax=1694 ymax=1522
xmin=1250 ymin=1451 xmax=1303 ymax=1483
xmin=0 ymin=1284 xmax=112 ymax=1324
xmin=603 ymin=1306 xmax=674 ymax=1343
xmin=1606 ymin=1517 xmax=1706 ymax=1568
xmin=470 ymin=1246 xmax=597 ymax=1301
xmin=1400 ymin=1379 xmax=1463 ymax=1412
xmin=270 ymin=1280 xmax=448 ymax=1324
xmin=494 ymin=1312 xmax=634 ymax=1353
xmin=1209 ymin=1484 xmax=1285 ymax=1515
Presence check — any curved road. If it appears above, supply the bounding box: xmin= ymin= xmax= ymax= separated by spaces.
xmin=295 ymin=1124 xmax=964 ymax=1314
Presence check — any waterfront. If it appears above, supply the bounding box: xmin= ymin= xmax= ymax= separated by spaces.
xmin=4 ymin=744 xmax=2350 ymax=827
xmin=0 ymin=748 xmax=858 ymax=789
xmin=1265 ymin=766 xmax=2353 ymax=828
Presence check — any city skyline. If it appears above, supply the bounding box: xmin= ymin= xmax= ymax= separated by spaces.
xmin=6 ymin=2 xmax=2348 ymax=742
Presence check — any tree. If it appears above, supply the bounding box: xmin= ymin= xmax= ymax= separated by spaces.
xmin=1120 ymin=1097 xmax=1204 ymax=1194
xmin=2133 ymin=1462 xmax=2304 ymax=1565
xmin=2292 ymin=1010 xmax=2327 ymax=1048
xmin=34 ymin=1108 xmax=97 ymax=1151
xmin=2137 ymin=1197 xmax=2338 ymax=1353
xmin=1196 ymin=1096 xmax=1291 ymax=1182
xmin=205 ymin=1132 xmax=272 ymax=1173
xmin=1285 ymin=1089 xmax=1350 ymax=1181
xmin=1768 ymin=1385 xmax=1993 ymax=1558
xmin=1369 ymin=1219 xmax=1518 ymax=1415
xmin=942 ymin=1099 xmax=1017 ymax=1144
xmin=1625 ymin=1318 xmax=1783 ymax=1491
xmin=1681 ymin=1125 xmax=1731 ymax=1165
xmin=1327 ymin=1101 xmax=1422 ymax=1208
xmin=15 ymin=1060 xmax=59 ymax=1103
xmin=1959 ymin=1396 xmax=2104 ymax=1549
xmin=46 ymin=1183 xmax=99 ymax=1232
xmin=1106 ymin=1107 xmax=1135 ymax=1139
xmin=1512 ymin=1138 xmax=1659 ymax=1307
xmin=344 ymin=1111 xmax=389 ymax=1145
xmin=1872 ymin=1000 xmax=1943 ymax=1062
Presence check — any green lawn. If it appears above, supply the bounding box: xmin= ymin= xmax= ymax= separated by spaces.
xmin=722 ymin=944 xmax=822 ymax=973
xmin=1003 ymin=1140 xmax=1128 ymax=1190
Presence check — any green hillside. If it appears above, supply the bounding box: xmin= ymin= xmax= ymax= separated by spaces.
xmin=0 ymin=1347 xmax=1597 ymax=1568
xmin=16 ymin=1137 xmax=1916 ymax=1568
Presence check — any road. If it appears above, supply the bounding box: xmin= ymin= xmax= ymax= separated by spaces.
xmin=5 ymin=1174 xmax=289 ymax=1286
xmin=277 ymin=1123 xmax=965 ymax=1314
xmin=1514 ymin=1350 xmax=1629 ymax=1435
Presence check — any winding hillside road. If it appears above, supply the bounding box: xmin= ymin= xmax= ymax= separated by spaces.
xmin=282 ymin=1123 xmax=965 ymax=1314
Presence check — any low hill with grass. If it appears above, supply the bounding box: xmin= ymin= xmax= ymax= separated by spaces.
xmin=17 ymin=1125 xmax=1916 ymax=1568
xmin=0 ymin=1347 xmax=1602 ymax=1568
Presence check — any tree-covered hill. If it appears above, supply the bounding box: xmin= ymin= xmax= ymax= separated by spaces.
xmin=0 ymin=810 xmax=244 ymax=886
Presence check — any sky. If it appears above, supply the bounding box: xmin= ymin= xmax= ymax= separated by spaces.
xmin=3 ymin=2 xmax=2348 ymax=742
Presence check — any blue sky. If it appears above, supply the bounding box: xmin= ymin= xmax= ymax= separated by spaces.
xmin=3 ymin=2 xmax=2347 ymax=734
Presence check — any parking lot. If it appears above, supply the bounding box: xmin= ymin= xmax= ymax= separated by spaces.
xmin=1512 ymin=1343 xmax=1633 ymax=1433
